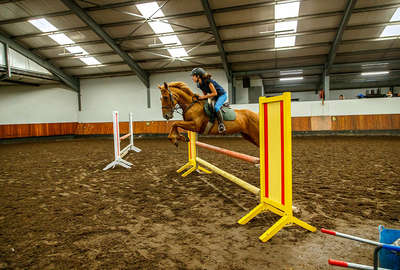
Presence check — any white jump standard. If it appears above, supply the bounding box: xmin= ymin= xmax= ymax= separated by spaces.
xmin=103 ymin=111 xmax=141 ymax=170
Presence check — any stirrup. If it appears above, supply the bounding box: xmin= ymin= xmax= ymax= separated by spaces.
xmin=218 ymin=123 xmax=226 ymax=133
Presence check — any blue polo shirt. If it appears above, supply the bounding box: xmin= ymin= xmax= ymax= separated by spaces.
xmin=197 ymin=79 xmax=226 ymax=96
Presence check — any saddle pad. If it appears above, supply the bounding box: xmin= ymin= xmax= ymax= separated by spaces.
xmin=204 ymin=102 xmax=236 ymax=121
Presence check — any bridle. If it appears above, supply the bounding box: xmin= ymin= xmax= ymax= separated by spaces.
xmin=161 ymin=86 xmax=200 ymax=119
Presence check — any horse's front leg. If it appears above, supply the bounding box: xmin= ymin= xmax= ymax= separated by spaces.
xmin=168 ymin=121 xmax=197 ymax=146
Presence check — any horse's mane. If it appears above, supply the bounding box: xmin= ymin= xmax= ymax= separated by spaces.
xmin=168 ymin=82 xmax=194 ymax=96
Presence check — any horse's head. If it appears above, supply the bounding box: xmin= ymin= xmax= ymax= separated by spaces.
xmin=159 ymin=82 xmax=176 ymax=120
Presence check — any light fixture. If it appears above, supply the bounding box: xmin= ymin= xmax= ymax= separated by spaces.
xmin=275 ymin=36 xmax=296 ymax=47
xmin=136 ymin=2 xmax=188 ymax=58
xmin=29 ymin=18 xmax=57 ymax=32
xmin=280 ymin=70 xmax=303 ymax=75
xmin=274 ymin=1 xmax=300 ymax=49
xmin=361 ymin=71 xmax=389 ymax=76
xmin=79 ymin=57 xmax=101 ymax=65
xmin=361 ymin=63 xmax=388 ymax=67
xmin=280 ymin=77 xmax=304 ymax=81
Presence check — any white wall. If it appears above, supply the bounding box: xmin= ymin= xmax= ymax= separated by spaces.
xmin=232 ymin=97 xmax=400 ymax=116
xmin=1 ymin=69 xmax=399 ymax=125
xmin=0 ymin=84 xmax=78 ymax=124
xmin=235 ymin=79 xmax=249 ymax=104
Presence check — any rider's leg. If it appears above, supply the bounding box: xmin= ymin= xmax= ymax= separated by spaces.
xmin=215 ymin=93 xmax=227 ymax=133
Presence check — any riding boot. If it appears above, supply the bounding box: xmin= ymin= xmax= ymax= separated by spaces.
xmin=216 ymin=110 xmax=226 ymax=134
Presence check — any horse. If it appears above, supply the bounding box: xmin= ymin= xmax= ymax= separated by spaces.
xmin=158 ymin=82 xmax=259 ymax=147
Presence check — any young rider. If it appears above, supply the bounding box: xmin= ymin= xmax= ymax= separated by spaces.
xmin=192 ymin=68 xmax=227 ymax=133
xmin=191 ymin=67 xmax=227 ymax=133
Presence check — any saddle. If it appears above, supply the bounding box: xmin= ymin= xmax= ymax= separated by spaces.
xmin=202 ymin=98 xmax=236 ymax=135
xmin=203 ymin=98 xmax=236 ymax=122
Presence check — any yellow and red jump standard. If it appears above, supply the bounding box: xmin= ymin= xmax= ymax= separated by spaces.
xmin=177 ymin=92 xmax=316 ymax=242
xmin=238 ymin=92 xmax=316 ymax=242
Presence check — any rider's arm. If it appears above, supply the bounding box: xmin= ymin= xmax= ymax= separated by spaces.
xmin=199 ymin=82 xmax=217 ymax=100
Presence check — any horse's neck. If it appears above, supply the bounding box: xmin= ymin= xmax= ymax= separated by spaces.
xmin=175 ymin=90 xmax=193 ymax=108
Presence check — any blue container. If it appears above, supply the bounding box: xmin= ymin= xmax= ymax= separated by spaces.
xmin=379 ymin=225 xmax=400 ymax=270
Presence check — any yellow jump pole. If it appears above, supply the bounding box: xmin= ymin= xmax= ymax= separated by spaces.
xmin=196 ymin=157 xmax=260 ymax=195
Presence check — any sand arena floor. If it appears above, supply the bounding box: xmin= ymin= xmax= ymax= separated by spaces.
xmin=0 ymin=136 xmax=399 ymax=269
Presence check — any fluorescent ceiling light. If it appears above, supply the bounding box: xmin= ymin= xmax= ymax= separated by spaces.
xmin=275 ymin=21 xmax=298 ymax=32
xmin=49 ymin=33 xmax=74 ymax=45
xmin=390 ymin=8 xmax=400 ymax=21
xmin=136 ymin=2 xmax=164 ymax=18
xmin=380 ymin=25 xmax=400 ymax=37
xmin=361 ymin=71 xmax=389 ymax=76
xmin=79 ymin=57 xmax=101 ymax=65
xmin=66 ymin=46 xmax=87 ymax=54
xmin=275 ymin=36 xmax=296 ymax=47
xmin=168 ymin=48 xmax=188 ymax=57
xmin=280 ymin=70 xmax=303 ymax=75
xmin=159 ymin=35 xmax=181 ymax=45
xmin=275 ymin=2 xmax=300 ymax=19
xmin=361 ymin=63 xmax=388 ymax=66
xmin=137 ymin=2 xmax=188 ymax=57
xmin=29 ymin=18 xmax=57 ymax=32
xmin=280 ymin=77 xmax=303 ymax=81
xmin=148 ymin=21 xmax=174 ymax=33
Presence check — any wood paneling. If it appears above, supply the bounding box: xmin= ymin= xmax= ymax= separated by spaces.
xmin=75 ymin=121 xmax=178 ymax=135
xmin=1 ymin=114 xmax=399 ymax=139
xmin=0 ymin=122 xmax=78 ymax=139
xmin=292 ymin=117 xmax=311 ymax=131
xmin=331 ymin=114 xmax=400 ymax=131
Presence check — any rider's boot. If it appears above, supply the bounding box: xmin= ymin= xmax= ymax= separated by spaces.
xmin=216 ymin=110 xmax=226 ymax=134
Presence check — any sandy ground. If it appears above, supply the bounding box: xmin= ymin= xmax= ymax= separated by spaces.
xmin=0 ymin=136 xmax=399 ymax=269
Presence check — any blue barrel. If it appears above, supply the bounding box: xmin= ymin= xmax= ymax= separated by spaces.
xmin=379 ymin=225 xmax=400 ymax=270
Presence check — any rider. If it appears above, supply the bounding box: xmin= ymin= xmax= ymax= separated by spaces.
xmin=191 ymin=67 xmax=227 ymax=133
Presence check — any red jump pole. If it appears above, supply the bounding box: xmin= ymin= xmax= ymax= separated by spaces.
xmin=196 ymin=141 xmax=260 ymax=164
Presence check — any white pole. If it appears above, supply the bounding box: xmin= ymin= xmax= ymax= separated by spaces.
xmin=129 ymin=112 xmax=141 ymax=153
xmin=113 ymin=111 xmax=120 ymax=161
xmin=129 ymin=112 xmax=133 ymax=150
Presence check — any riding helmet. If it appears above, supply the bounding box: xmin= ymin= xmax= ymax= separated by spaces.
xmin=191 ymin=67 xmax=206 ymax=77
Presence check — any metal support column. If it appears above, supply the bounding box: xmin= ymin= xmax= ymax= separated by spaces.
xmin=1 ymin=42 xmax=11 ymax=80
xmin=147 ymin=86 xmax=151 ymax=108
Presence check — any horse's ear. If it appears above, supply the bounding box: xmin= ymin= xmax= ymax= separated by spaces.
xmin=158 ymin=85 xmax=162 ymax=90
xmin=163 ymin=82 xmax=168 ymax=90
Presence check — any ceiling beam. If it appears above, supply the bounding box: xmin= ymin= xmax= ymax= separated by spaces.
xmin=201 ymin=0 xmax=231 ymax=79
xmin=0 ymin=32 xmax=79 ymax=91
xmin=326 ymin=0 xmax=358 ymax=72
xmin=60 ymin=0 xmax=149 ymax=87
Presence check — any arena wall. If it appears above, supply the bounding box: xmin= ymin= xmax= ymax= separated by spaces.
xmin=0 ymin=70 xmax=399 ymax=139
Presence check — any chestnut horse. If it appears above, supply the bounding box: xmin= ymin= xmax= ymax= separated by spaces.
xmin=158 ymin=82 xmax=259 ymax=147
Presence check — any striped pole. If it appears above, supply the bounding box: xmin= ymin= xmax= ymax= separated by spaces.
xmin=196 ymin=157 xmax=260 ymax=195
xmin=328 ymin=259 xmax=391 ymax=270
xmin=196 ymin=141 xmax=260 ymax=164
xmin=321 ymin=228 xmax=400 ymax=251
